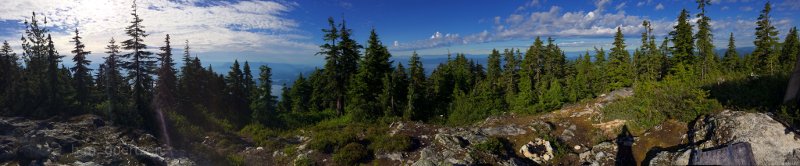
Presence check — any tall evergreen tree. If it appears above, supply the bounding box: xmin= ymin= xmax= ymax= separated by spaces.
xmin=154 ymin=34 xmax=177 ymax=111
xmin=670 ymin=9 xmax=695 ymax=68
xmin=781 ymin=27 xmax=800 ymax=72
xmin=722 ymin=33 xmax=740 ymax=71
xmin=608 ymin=27 xmax=632 ymax=89
xmin=405 ymin=51 xmax=425 ymax=120
xmin=0 ymin=41 xmax=20 ymax=114
xmin=753 ymin=2 xmax=780 ymax=74
xmin=347 ymin=28 xmax=388 ymax=121
xmin=121 ymin=1 xmax=156 ymax=127
xmin=251 ymin=65 xmax=276 ymax=125
xmin=290 ymin=73 xmax=311 ymax=113
xmin=696 ymin=0 xmax=717 ymax=79
xmin=317 ymin=17 xmax=344 ymax=114
xmin=226 ymin=60 xmax=249 ymax=127
xmin=514 ymin=37 xmax=544 ymax=112
xmin=243 ymin=61 xmax=256 ymax=100
xmin=70 ymin=28 xmax=93 ymax=113
xmin=101 ymin=38 xmax=130 ymax=124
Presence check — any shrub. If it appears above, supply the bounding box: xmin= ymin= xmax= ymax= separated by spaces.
xmin=333 ymin=143 xmax=370 ymax=166
xmin=603 ymin=78 xmax=723 ymax=133
xmin=370 ymin=134 xmax=413 ymax=153
xmin=473 ymin=137 xmax=506 ymax=155
xmin=227 ymin=154 xmax=245 ymax=166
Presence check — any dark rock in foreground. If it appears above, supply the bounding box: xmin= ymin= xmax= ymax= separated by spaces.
xmin=0 ymin=114 xmax=195 ymax=165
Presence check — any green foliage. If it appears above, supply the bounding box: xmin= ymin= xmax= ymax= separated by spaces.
xmin=473 ymin=137 xmax=506 ymax=155
xmin=607 ymin=27 xmax=633 ymax=90
xmin=604 ymin=78 xmax=723 ymax=133
xmin=369 ymin=134 xmax=413 ymax=153
xmin=227 ymin=154 xmax=245 ymax=166
xmin=753 ymin=2 xmax=780 ymax=74
xmin=333 ymin=143 xmax=370 ymax=165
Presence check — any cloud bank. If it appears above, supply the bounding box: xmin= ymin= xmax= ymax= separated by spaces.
xmin=0 ymin=0 xmax=317 ymax=63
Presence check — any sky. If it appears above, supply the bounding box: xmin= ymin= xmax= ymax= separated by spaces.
xmin=0 ymin=0 xmax=799 ymax=67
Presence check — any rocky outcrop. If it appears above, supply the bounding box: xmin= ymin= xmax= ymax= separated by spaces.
xmin=0 ymin=114 xmax=195 ymax=165
xmin=649 ymin=110 xmax=800 ymax=165
xmin=518 ymin=138 xmax=554 ymax=164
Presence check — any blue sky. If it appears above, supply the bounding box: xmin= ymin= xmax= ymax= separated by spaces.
xmin=0 ymin=0 xmax=799 ymax=67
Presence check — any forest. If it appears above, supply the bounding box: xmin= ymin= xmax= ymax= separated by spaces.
xmin=1 ymin=0 xmax=799 ymax=165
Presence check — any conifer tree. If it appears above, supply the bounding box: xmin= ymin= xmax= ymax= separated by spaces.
xmin=0 ymin=41 xmax=20 ymax=114
xmin=753 ymin=2 xmax=780 ymax=74
xmin=501 ymin=49 xmax=519 ymax=104
xmin=243 ymin=61 xmax=256 ymax=99
xmin=670 ymin=9 xmax=695 ymax=68
xmin=121 ymin=1 xmax=156 ymax=127
xmin=318 ymin=17 xmax=344 ymax=114
xmin=226 ymin=60 xmax=250 ymax=127
xmin=251 ymin=65 xmax=276 ymax=125
xmin=696 ymin=0 xmax=717 ymax=79
xmin=154 ymin=34 xmax=177 ymax=112
xmin=487 ymin=49 xmax=502 ymax=83
xmin=100 ymin=38 xmax=129 ymax=124
xmin=608 ymin=27 xmax=632 ymax=89
xmin=405 ymin=52 xmax=425 ymax=120
xmin=780 ymin=27 xmax=800 ymax=72
xmin=722 ymin=33 xmax=740 ymax=71
xmin=514 ymin=37 xmax=544 ymax=111
xmin=70 ymin=28 xmax=93 ymax=113
xmin=290 ymin=73 xmax=311 ymax=112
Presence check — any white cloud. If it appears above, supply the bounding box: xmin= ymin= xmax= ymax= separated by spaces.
xmin=655 ymin=3 xmax=664 ymax=10
xmin=391 ymin=3 xmax=676 ymax=51
xmin=740 ymin=6 xmax=753 ymax=11
xmin=0 ymin=0 xmax=317 ymax=63
xmin=615 ymin=2 xmax=626 ymax=11
xmin=636 ymin=2 xmax=646 ymax=7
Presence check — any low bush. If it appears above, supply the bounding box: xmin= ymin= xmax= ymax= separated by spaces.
xmin=370 ymin=134 xmax=413 ymax=153
xmin=333 ymin=142 xmax=370 ymax=166
xmin=473 ymin=137 xmax=506 ymax=155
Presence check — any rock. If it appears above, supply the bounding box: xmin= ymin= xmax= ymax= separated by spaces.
xmin=649 ymin=110 xmax=800 ymax=165
xmin=434 ymin=134 xmax=465 ymax=149
xmin=558 ymin=124 xmax=577 ymax=142
xmin=500 ymin=157 xmax=528 ymax=166
xmin=518 ymin=138 xmax=554 ymax=164
xmin=73 ymin=146 xmax=97 ymax=162
xmin=17 ymin=144 xmax=49 ymax=161
xmin=579 ymin=142 xmax=616 ymax=166
xmin=0 ymin=121 xmax=14 ymax=135
xmin=481 ymin=126 xmax=527 ymax=136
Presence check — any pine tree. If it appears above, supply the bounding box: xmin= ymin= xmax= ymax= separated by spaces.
xmin=696 ymin=0 xmax=717 ymax=79
xmin=278 ymin=83 xmax=292 ymax=112
xmin=290 ymin=73 xmax=311 ymax=113
xmin=347 ymin=28 xmax=388 ymax=121
xmin=487 ymin=49 xmax=502 ymax=83
xmin=592 ymin=47 xmax=607 ymax=93
xmin=100 ymin=38 xmax=130 ymax=124
xmin=670 ymin=9 xmax=695 ymax=68
xmin=121 ymin=1 xmax=156 ymax=127
xmin=405 ymin=51 xmax=425 ymax=120
xmin=722 ymin=33 xmax=740 ymax=71
xmin=514 ymin=37 xmax=544 ymax=112
xmin=317 ymin=17 xmax=344 ymax=114
xmin=338 ymin=18 xmax=362 ymax=115
xmin=153 ymin=34 xmax=176 ymax=145
xmin=70 ymin=28 xmax=93 ymax=113
xmin=154 ymin=34 xmax=177 ymax=112
xmin=226 ymin=60 xmax=249 ymax=127
xmin=753 ymin=2 xmax=780 ymax=74
xmin=608 ymin=27 xmax=632 ymax=89
xmin=0 ymin=41 xmax=20 ymax=114
xmin=243 ymin=61 xmax=256 ymax=100
xmin=380 ymin=63 xmax=407 ymax=117
xmin=251 ymin=65 xmax=276 ymax=125
xmin=501 ymin=49 xmax=519 ymax=104
xmin=780 ymin=27 xmax=800 ymax=72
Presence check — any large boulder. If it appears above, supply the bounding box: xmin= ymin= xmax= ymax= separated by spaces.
xmin=649 ymin=110 xmax=800 ymax=165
